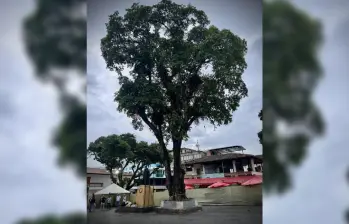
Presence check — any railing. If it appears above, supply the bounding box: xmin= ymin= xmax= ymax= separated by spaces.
xmin=184 ymin=171 xmax=262 ymax=179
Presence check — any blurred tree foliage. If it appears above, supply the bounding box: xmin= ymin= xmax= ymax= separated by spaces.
xmin=21 ymin=0 xmax=86 ymax=223
xmin=17 ymin=213 xmax=85 ymax=224
xmin=23 ymin=0 xmax=86 ymax=176
xmin=263 ymin=0 xmax=324 ymax=194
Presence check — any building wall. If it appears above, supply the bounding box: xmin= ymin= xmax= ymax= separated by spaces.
xmin=169 ymin=148 xmax=206 ymax=170
xmin=87 ymin=174 xmax=113 ymax=196
xmin=130 ymin=184 xmax=262 ymax=206
xmin=180 ymin=148 xmax=205 ymax=163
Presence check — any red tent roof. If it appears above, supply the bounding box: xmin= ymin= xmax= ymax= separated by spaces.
xmin=185 ymin=185 xmax=194 ymax=190
xmin=241 ymin=176 xmax=262 ymax=186
xmin=184 ymin=176 xmax=258 ymax=186
xmin=208 ymin=182 xmax=230 ymax=188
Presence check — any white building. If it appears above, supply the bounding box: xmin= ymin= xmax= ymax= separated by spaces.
xmin=87 ymin=168 xmax=114 ymax=196
xmin=169 ymin=148 xmax=206 ymax=173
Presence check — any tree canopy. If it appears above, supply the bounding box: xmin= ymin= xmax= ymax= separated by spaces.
xmin=101 ymin=0 xmax=248 ymax=141
xmin=87 ymin=133 xmax=165 ymax=190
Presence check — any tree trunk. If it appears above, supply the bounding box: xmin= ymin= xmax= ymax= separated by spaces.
xmin=108 ymin=168 xmax=117 ymax=184
xmin=158 ymin=139 xmax=174 ymax=198
xmin=172 ymin=138 xmax=186 ymax=201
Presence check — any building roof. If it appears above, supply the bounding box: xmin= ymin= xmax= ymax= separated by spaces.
xmin=207 ymin=145 xmax=246 ymax=153
xmin=255 ymin=154 xmax=263 ymax=160
xmin=87 ymin=167 xmax=134 ymax=175
xmin=87 ymin=167 xmax=110 ymax=175
xmin=168 ymin=148 xmax=205 ymax=153
xmin=184 ymin=153 xmax=258 ymax=165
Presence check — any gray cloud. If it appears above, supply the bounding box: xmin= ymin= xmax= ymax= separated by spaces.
xmin=0 ymin=92 xmax=13 ymax=118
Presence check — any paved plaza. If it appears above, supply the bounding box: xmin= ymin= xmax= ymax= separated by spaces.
xmin=87 ymin=205 xmax=262 ymax=224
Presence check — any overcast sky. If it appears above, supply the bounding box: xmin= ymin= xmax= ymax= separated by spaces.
xmin=87 ymin=0 xmax=263 ymax=168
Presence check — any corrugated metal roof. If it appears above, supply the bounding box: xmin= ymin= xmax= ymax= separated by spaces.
xmin=87 ymin=167 xmax=110 ymax=175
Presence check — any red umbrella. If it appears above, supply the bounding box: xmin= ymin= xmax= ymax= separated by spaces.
xmin=208 ymin=182 xmax=230 ymax=188
xmin=241 ymin=176 xmax=262 ymax=186
xmin=185 ymin=185 xmax=194 ymax=190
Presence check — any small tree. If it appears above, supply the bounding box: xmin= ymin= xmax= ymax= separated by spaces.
xmin=101 ymin=0 xmax=248 ymax=200
xmin=87 ymin=133 xmax=163 ymax=190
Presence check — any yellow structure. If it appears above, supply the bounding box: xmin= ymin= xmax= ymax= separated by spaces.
xmin=135 ymin=185 xmax=154 ymax=208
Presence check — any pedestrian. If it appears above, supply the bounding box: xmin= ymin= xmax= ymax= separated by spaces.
xmin=101 ymin=195 xmax=106 ymax=209
xmin=116 ymin=194 xmax=121 ymax=208
xmin=89 ymin=194 xmax=96 ymax=212
xmin=123 ymin=195 xmax=127 ymax=206
xmin=107 ymin=195 xmax=112 ymax=209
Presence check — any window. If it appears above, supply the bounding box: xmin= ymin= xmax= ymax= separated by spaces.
xmin=155 ymin=170 xmax=164 ymax=177
xmin=89 ymin=183 xmax=103 ymax=187
xmin=186 ymin=166 xmax=193 ymax=172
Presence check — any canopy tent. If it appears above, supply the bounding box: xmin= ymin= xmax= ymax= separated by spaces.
xmin=95 ymin=183 xmax=130 ymax=195
xmin=185 ymin=185 xmax=194 ymax=190
xmin=241 ymin=176 xmax=262 ymax=186
xmin=208 ymin=182 xmax=230 ymax=188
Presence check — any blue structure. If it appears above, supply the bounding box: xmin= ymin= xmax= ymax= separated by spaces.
xmin=123 ymin=163 xmax=166 ymax=178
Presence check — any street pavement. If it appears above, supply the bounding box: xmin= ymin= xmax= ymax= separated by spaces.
xmin=87 ymin=205 xmax=262 ymax=224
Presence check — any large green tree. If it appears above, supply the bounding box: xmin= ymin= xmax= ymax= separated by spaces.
xmin=101 ymin=0 xmax=248 ymax=200
xmin=87 ymin=133 xmax=164 ymax=190
xmin=263 ymin=1 xmax=324 ymax=194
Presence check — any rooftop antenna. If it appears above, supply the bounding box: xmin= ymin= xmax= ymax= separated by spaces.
xmin=195 ymin=140 xmax=200 ymax=151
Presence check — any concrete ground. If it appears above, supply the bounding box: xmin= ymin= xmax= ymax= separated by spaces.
xmin=87 ymin=205 xmax=262 ymax=224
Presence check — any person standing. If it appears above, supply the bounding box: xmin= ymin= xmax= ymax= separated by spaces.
xmin=107 ymin=195 xmax=112 ymax=209
xmin=101 ymin=195 xmax=106 ymax=209
xmin=116 ymin=194 xmax=121 ymax=208
xmin=123 ymin=195 xmax=127 ymax=206
xmin=89 ymin=194 xmax=96 ymax=212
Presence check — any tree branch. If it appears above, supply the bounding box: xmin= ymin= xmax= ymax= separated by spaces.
xmin=126 ymin=162 xmax=144 ymax=189
xmin=138 ymin=108 xmax=160 ymax=136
